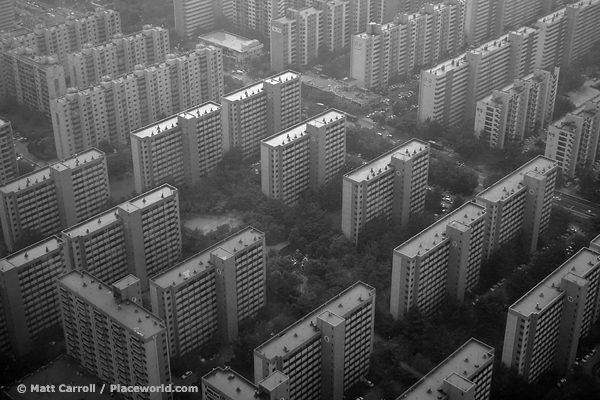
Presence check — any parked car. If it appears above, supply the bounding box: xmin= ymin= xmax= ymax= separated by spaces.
xmin=181 ymin=371 xmax=193 ymax=379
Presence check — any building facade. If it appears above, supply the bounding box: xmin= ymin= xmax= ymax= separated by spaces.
xmin=502 ymin=247 xmax=600 ymax=382
xmin=397 ymin=338 xmax=494 ymax=400
xmin=221 ymin=70 xmax=301 ymax=159
xmin=0 ymin=237 xmax=65 ymax=355
xmin=0 ymin=118 xmax=18 ymax=185
xmin=51 ymin=44 xmax=223 ymax=159
xmin=174 ymin=0 xmax=216 ymax=38
xmin=254 ymin=281 xmax=375 ymax=400
xmin=0 ymin=0 xmax=14 ymax=32
xmin=545 ymin=95 xmax=600 ymax=178
xmin=342 ymin=139 xmax=429 ymax=244
xmin=233 ymin=0 xmax=287 ymax=39
xmin=150 ymin=227 xmax=265 ymax=357
xmin=203 ymin=367 xmax=289 ymax=400
xmin=390 ymin=202 xmax=487 ymax=320
xmin=66 ymin=25 xmax=169 ymax=88
xmin=475 ymin=156 xmax=557 ymax=259
xmin=57 ymin=270 xmax=172 ymax=400
xmin=475 ymin=67 xmax=559 ymax=148
xmin=261 ymin=110 xmax=346 ymax=206
xmin=131 ymin=101 xmax=222 ymax=192
xmin=0 ymin=149 xmax=109 ymax=254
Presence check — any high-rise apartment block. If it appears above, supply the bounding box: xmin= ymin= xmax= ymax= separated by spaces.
xmin=51 ymin=44 xmax=223 ymax=159
xmin=62 ymin=184 xmax=181 ymax=290
xmin=233 ymin=0 xmax=287 ymax=38
xmin=390 ymin=202 xmax=487 ymax=320
xmin=398 ymin=338 xmax=494 ymax=400
xmin=221 ymin=70 xmax=301 ymax=158
xmin=545 ymin=95 xmax=600 ymax=178
xmin=2 ymin=49 xmax=66 ymax=114
xmin=351 ymin=0 xmax=466 ymax=89
xmin=502 ymin=247 xmax=600 ymax=383
xmin=254 ymin=281 xmax=375 ymax=400
xmin=131 ymin=101 xmax=222 ymax=193
xmin=475 ymin=156 xmax=557 ymax=259
xmin=57 ymin=270 xmax=172 ymax=400
xmin=0 ymin=118 xmax=18 ymax=185
xmin=203 ymin=367 xmax=289 ymax=400
xmin=562 ymin=0 xmax=600 ymax=65
xmin=150 ymin=227 xmax=265 ymax=357
xmin=0 ymin=149 xmax=109 ymax=254
xmin=475 ymin=67 xmax=559 ymax=148
xmin=342 ymin=139 xmax=430 ymax=244
xmin=418 ymin=27 xmax=538 ymax=126
xmin=0 ymin=0 xmax=14 ymax=32
xmin=534 ymin=8 xmax=568 ymax=70
xmin=174 ymin=0 xmax=216 ymax=38
xmin=66 ymin=25 xmax=170 ymax=88
xmin=0 ymin=237 xmax=65 ymax=355
xmin=261 ymin=110 xmax=346 ymax=206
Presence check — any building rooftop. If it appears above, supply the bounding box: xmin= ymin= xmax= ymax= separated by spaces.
xmin=131 ymin=115 xmax=179 ymax=139
xmin=0 ymin=236 xmax=63 ymax=270
xmin=62 ymin=207 xmax=120 ymax=238
xmin=263 ymin=70 xmax=300 ymax=85
xmin=0 ymin=167 xmax=51 ymax=194
xmin=202 ymin=367 xmax=259 ymax=399
xmin=121 ymin=184 xmax=176 ymax=212
xmin=255 ymin=281 xmax=374 ymax=360
xmin=344 ymin=139 xmax=428 ymax=182
xmin=261 ymin=110 xmax=345 ymax=148
xmin=476 ymin=156 xmax=557 ymax=202
xmin=178 ymin=101 xmax=221 ymax=121
xmin=395 ymin=202 xmax=486 ymax=258
xmin=151 ymin=227 xmax=264 ymax=288
xmin=222 ymin=81 xmax=264 ymax=102
xmin=51 ymin=148 xmax=104 ymax=170
xmin=259 ymin=371 xmax=288 ymax=391
xmin=536 ymin=8 xmax=566 ymax=25
xmin=58 ymin=270 xmax=165 ymax=339
xmin=112 ymin=274 xmax=140 ymax=290
xmin=510 ymin=248 xmax=600 ymax=316
xmin=199 ymin=30 xmax=262 ymax=52
xmin=397 ymin=338 xmax=494 ymax=400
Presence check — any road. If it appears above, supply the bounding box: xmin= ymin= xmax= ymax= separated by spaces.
xmin=13 ymin=140 xmax=50 ymax=169
xmin=555 ymin=190 xmax=599 ymax=221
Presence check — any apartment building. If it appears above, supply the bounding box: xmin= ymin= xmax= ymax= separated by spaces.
xmin=62 ymin=184 xmax=181 ymax=290
xmin=390 ymin=202 xmax=487 ymax=320
xmin=0 ymin=237 xmax=65 ymax=356
xmin=545 ymin=95 xmax=600 ymax=178
xmin=475 ymin=156 xmax=557 ymax=259
xmin=563 ymin=0 xmax=600 ymax=65
xmin=67 ymin=25 xmax=169 ymax=88
xmin=0 ymin=149 xmax=109 ymax=254
xmin=261 ymin=110 xmax=346 ymax=206
xmin=2 ymin=49 xmax=66 ymax=114
xmin=534 ymin=8 xmax=568 ymax=70
xmin=398 ymin=338 xmax=494 ymax=400
xmin=57 ymin=270 xmax=172 ymax=400
xmin=351 ymin=0 xmax=466 ymax=89
xmin=0 ymin=118 xmax=18 ymax=185
xmin=342 ymin=139 xmax=429 ymax=244
xmin=254 ymin=281 xmax=375 ymax=400
xmin=315 ymin=0 xmax=351 ymax=51
xmin=131 ymin=101 xmax=222 ymax=192
xmin=0 ymin=0 xmax=14 ymax=31
xmin=150 ymin=227 xmax=265 ymax=357
xmin=233 ymin=0 xmax=287 ymax=38
xmin=198 ymin=31 xmax=264 ymax=68
xmin=475 ymin=67 xmax=559 ymax=148
xmin=502 ymin=247 xmax=600 ymax=382
xmin=221 ymin=70 xmax=301 ymax=158
xmin=419 ymin=27 xmax=539 ymax=126
xmin=51 ymin=44 xmax=224 ymax=159
xmin=174 ymin=0 xmax=216 ymax=37
xmin=203 ymin=367 xmax=289 ymax=400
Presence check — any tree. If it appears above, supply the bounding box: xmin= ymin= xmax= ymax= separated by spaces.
xmin=553 ymin=96 xmax=576 ymax=120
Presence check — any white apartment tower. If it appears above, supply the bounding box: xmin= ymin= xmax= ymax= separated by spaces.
xmin=342 ymin=139 xmax=429 ymax=244
xmin=221 ymin=70 xmax=301 ymax=158
xmin=131 ymin=101 xmax=223 ymax=193
xmin=545 ymin=95 xmax=600 ymax=178
xmin=390 ymin=202 xmax=487 ymax=320
xmin=51 ymin=44 xmax=223 ymax=159
xmin=67 ymin=26 xmax=170 ymax=88
xmin=234 ymin=0 xmax=287 ymax=38
xmin=254 ymin=282 xmax=375 ymax=400
xmin=398 ymin=338 xmax=494 ymax=400
xmin=0 ymin=237 xmax=65 ymax=355
xmin=150 ymin=227 xmax=266 ymax=357
xmin=475 ymin=156 xmax=557 ymax=259
xmin=475 ymin=67 xmax=559 ymax=148
xmin=0 ymin=0 xmax=14 ymax=31
xmin=0 ymin=118 xmax=18 ymax=185
xmin=174 ymin=0 xmax=215 ymax=38
xmin=0 ymin=149 xmax=109 ymax=254
xmin=57 ymin=270 xmax=172 ymax=400
xmin=261 ymin=110 xmax=346 ymax=206
xmin=61 ymin=184 xmax=181 ymax=290
xmin=502 ymin=247 xmax=600 ymax=382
